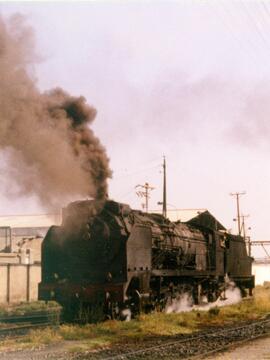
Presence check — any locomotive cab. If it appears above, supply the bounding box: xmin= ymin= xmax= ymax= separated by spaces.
xmin=224 ymin=233 xmax=254 ymax=294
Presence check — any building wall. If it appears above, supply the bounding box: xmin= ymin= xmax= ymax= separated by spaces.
xmin=0 ymin=253 xmax=20 ymax=264
xmin=0 ymin=214 xmax=59 ymax=304
xmin=0 ymin=266 xmax=8 ymax=303
xmin=252 ymin=263 xmax=270 ymax=285
xmin=0 ymin=264 xmax=41 ymax=303
xmin=29 ymin=265 xmax=41 ymax=300
xmin=19 ymin=238 xmax=43 ymax=263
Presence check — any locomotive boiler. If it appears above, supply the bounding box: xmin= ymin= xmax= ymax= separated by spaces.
xmin=39 ymin=200 xmax=254 ymax=321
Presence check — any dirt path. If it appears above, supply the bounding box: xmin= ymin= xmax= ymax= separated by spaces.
xmin=0 ymin=341 xmax=77 ymax=360
xmin=204 ymin=335 xmax=270 ymax=360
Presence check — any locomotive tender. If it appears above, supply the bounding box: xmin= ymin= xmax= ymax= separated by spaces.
xmin=39 ymin=200 xmax=254 ymax=321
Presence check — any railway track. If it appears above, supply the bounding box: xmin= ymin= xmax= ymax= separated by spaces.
xmin=0 ymin=309 xmax=61 ymax=338
xmin=94 ymin=316 xmax=270 ymax=360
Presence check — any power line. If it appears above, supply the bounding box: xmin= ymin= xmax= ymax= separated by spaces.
xmin=114 ymin=187 xmax=137 ymax=200
xmin=241 ymin=1 xmax=270 ymax=55
xmin=210 ymin=1 xmax=269 ymax=73
xmin=113 ymin=156 xmax=161 ymax=174
xmin=112 ymin=164 xmax=160 ymax=180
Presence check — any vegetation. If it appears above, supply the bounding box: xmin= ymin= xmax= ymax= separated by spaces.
xmin=0 ymin=301 xmax=62 ymax=329
xmin=1 ymin=286 xmax=270 ymax=353
xmin=0 ymin=300 xmax=61 ymax=317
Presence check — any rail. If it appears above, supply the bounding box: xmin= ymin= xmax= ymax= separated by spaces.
xmin=100 ymin=315 xmax=270 ymax=360
xmin=0 ymin=308 xmax=61 ymax=338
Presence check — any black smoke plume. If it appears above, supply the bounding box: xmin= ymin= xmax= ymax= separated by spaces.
xmin=0 ymin=15 xmax=111 ymax=208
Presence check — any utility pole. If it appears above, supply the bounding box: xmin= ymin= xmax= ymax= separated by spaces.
xmin=230 ymin=191 xmax=246 ymax=236
xmin=162 ymin=156 xmax=167 ymax=218
xmin=135 ymin=182 xmax=155 ymax=212
xmin=241 ymin=214 xmax=249 ymax=240
xmin=241 ymin=214 xmax=251 ymax=256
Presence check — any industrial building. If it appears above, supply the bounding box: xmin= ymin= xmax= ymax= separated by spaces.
xmin=0 ymin=213 xmax=61 ymax=303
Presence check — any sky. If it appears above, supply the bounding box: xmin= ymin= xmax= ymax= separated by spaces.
xmin=1 ymin=1 xmax=270 ymax=246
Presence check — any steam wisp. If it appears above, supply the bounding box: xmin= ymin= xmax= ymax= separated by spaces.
xmin=165 ymin=280 xmax=242 ymax=314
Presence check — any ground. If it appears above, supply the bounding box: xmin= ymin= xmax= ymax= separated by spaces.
xmin=1 ymin=336 xmax=270 ymax=359
xmin=1 ymin=286 xmax=270 ymax=359
xmin=205 ymin=336 xmax=270 ymax=360
xmin=0 ymin=341 xmax=76 ymax=360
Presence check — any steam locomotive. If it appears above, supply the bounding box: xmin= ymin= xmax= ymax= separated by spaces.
xmin=39 ymin=200 xmax=254 ymax=321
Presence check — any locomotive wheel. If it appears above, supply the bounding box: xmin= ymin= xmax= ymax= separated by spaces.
xmin=207 ymin=291 xmax=217 ymax=303
xmin=105 ymin=301 xmax=121 ymax=320
xmin=78 ymin=301 xmax=105 ymax=323
xmin=78 ymin=303 xmax=92 ymax=323
xmin=61 ymin=298 xmax=80 ymax=322
xmin=133 ymin=289 xmax=142 ymax=314
xmin=240 ymin=286 xmax=247 ymax=298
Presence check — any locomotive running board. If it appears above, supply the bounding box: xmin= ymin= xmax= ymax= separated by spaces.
xmin=151 ymin=269 xmax=217 ymax=277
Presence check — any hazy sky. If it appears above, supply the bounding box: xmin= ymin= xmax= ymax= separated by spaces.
xmin=1 ymin=1 xmax=270 ymax=243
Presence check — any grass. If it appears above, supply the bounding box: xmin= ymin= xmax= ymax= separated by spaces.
xmin=21 ymin=327 xmax=62 ymax=345
xmin=0 ymin=300 xmax=62 ymax=329
xmin=0 ymin=300 xmax=61 ymax=317
xmin=1 ymin=286 xmax=270 ymax=353
xmin=207 ymin=285 xmax=270 ymax=325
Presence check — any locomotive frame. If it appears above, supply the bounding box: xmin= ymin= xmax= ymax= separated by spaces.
xmin=39 ymin=200 xmax=254 ymax=321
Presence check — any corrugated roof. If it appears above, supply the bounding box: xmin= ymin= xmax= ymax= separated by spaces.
xmin=187 ymin=210 xmax=226 ymax=231
xmin=151 ymin=209 xmax=207 ymax=222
